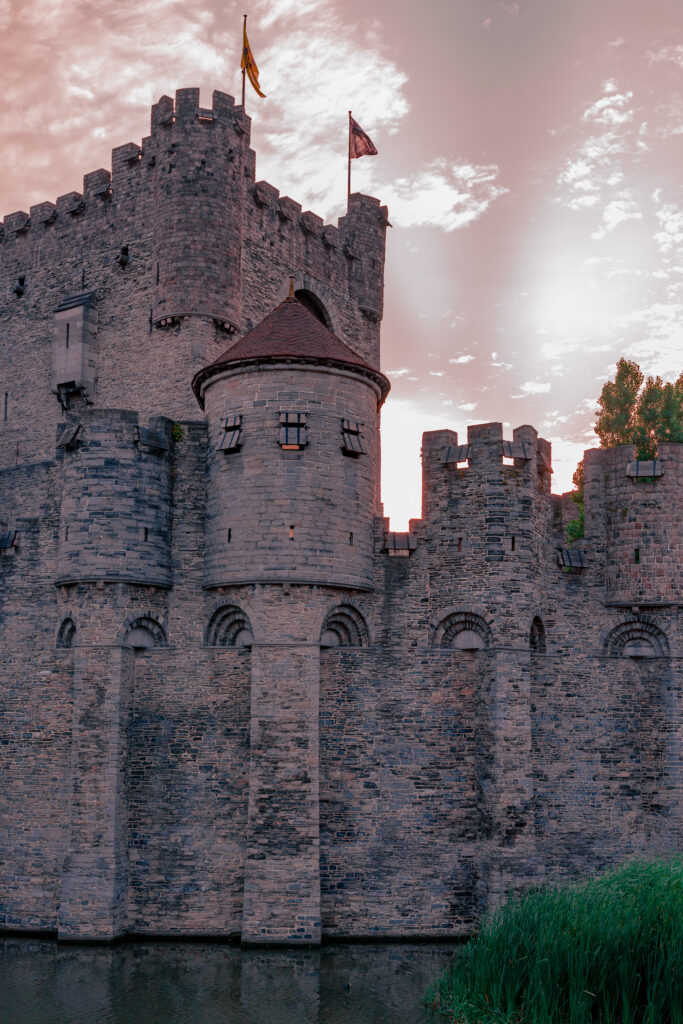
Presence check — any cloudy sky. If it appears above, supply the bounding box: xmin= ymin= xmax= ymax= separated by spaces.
xmin=1 ymin=0 xmax=681 ymax=527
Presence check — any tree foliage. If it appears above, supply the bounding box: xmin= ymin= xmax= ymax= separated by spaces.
xmin=567 ymin=360 xmax=682 ymax=542
xmin=595 ymin=358 xmax=683 ymax=458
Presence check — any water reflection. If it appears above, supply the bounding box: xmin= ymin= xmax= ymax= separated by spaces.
xmin=0 ymin=938 xmax=458 ymax=1024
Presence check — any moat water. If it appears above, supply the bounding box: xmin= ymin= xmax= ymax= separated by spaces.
xmin=0 ymin=938 xmax=458 ymax=1024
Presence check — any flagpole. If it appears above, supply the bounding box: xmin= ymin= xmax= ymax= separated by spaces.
xmin=347 ymin=110 xmax=352 ymax=206
xmin=242 ymin=14 xmax=247 ymax=109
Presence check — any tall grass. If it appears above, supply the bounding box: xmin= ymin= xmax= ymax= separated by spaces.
xmin=431 ymin=859 xmax=683 ymax=1024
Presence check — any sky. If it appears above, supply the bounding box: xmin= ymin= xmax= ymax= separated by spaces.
xmin=1 ymin=0 xmax=681 ymax=528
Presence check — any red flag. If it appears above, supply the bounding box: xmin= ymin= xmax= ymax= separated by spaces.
xmin=349 ymin=115 xmax=378 ymax=159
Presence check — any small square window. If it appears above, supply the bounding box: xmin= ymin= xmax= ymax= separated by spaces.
xmin=217 ymin=414 xmax=243 ymax=452
xmin=341 ymin=419 xmax=364 ymax=456
xmin=279 ymin=411 xmax=308 ymax=450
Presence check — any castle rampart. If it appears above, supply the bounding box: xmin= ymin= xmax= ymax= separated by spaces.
xmin=0 ymin=89 xmax=680 ymax=945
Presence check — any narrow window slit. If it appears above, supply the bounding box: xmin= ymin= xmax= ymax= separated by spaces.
xmin=634 ymin=548 xmax=640 ymax=564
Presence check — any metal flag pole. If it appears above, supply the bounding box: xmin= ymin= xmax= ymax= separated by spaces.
xmin=242 ymin=14 xmax=247 ymax=109
xmin=347 ymin=111 xmax=352 ymax=205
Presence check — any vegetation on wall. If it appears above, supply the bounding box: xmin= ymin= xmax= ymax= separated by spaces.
xmin=430 ymin=858 xmax=683 ymax=1024
xmin=567 ymin=360 xmax=683 ymax=542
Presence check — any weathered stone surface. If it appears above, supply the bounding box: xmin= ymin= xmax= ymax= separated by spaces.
xmin=0 ymin=90 xmax=680 ymax=944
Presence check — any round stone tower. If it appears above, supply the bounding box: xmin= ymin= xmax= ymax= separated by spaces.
xmin=193 ymin=295 xmax=390 ymax=946
xmin=193 ymin=295 xmax=390 ymax=591
xmin=149 ymin=88 xmax=248 ymax=334
xmin=56 ymin=409 xmax=173 ymax=588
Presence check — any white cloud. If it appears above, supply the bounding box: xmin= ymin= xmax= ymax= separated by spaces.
xmin=458 ymin=402 xmax=477 ymax=411
xmin=371 ymin=158 xmax=507 ymax=232
xmin=240 ymin=0 xmax=411 ymax=219
xmin=591 ymin=192 xmax=642 ymax=239
xmin=582 ymin=88 xmax=633 ymax=127
xmin=429 ymin=370 xmax=445 ymax=377
xmin=647 ymin=44 xmax=683 ymax=68
xmin=516 ymin=381 xmax=552 ymax=395
xmin=386 ymin=368 xmax=410 ymax=378
xmin=449 ymin=354 xmax=475 ymax=364
xmin=256 ymin=0 xmax=325 ymax=29
xmin=654 ymin=203 xmax=683 ymax=255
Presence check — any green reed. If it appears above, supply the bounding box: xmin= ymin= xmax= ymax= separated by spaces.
xmin=430 ymin=859 xmax=683 ymax=1024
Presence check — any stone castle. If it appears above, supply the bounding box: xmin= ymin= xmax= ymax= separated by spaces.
xmin=0 ymin=88 xmax=680 ymax=944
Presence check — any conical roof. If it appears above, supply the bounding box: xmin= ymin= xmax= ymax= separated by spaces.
xmin=192 ymin=297 xmax=390 ymax=406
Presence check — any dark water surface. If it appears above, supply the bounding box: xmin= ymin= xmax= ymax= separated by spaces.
xmin=0 ymin=938 xmax=458 ymax=1024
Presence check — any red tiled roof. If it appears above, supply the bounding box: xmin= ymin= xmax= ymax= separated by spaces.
xmin=193 ymin=297 xmax=390 ymax=405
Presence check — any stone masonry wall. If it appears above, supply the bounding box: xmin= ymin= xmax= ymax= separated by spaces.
xmin=0 ymin=89 xmax=386 ymax=474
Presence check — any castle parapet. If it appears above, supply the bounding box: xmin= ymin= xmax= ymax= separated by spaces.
xmin=56 ymin=410 xmax=173 ymax=588
xmin=584 ymin=442 xmax=682 ymax=606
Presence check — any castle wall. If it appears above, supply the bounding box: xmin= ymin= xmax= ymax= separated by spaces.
xmin=0 ymin=649 xmax=73 ymax=933
xmin=319 ymin=648 xmax=487 ymax=937
xmin=127 ymin=648 xmax=251 ymax=937
xmin=532 ymin=652 xmax=683 ymax=878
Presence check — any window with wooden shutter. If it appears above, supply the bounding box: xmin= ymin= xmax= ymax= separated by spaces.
xmin=217 ymin=414 xmax=243 ymax=453
xmin=341 ymin=419 xmax=364 ymax=457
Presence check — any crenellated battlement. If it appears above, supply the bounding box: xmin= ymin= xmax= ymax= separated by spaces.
xmin=0 ymin=89 xmax=252 ymax=247
xmin=422 ymin=421 xmax=552 ymax=505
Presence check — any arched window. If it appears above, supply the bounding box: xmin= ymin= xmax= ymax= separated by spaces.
xmin=205 ymin=605 xmax=253 ymax=647
xmin=122 ymin=615 xmax=166 ymax=651
xmin=431 ymin=610 xmax=492 ymax=650
xmin=529 ymin=617 xmax=547 ymax=654
xmin=57 ymin=617 xmax=77 ymax=649
xmin=295 ymin=289 xmax=331 ymax=328
xmin=320 ymin=604 xmax=369 ymax=648
xmin=604 ymin=621 xmax=668 ymax=659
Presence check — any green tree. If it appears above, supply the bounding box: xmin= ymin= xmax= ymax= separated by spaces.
xmin=567 ymin=360 xmax=682 ymax=542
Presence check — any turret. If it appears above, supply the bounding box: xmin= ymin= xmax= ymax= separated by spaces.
xmin=56 ymin=410 xmax=173 ymax=587
xmin=193 ymin=296 xmax=390 ymax=592
xmin=584 ymin=442 xmax=682 ymax=607
xmin=337 ymin=193 xmax=390 ymax=368
xmin=149 ymin=88 xmax=249 ymax=334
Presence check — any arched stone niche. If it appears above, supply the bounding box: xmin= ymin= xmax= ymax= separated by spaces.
xmin=121 ymin=615 xmax=167 ymax=651
xmin=205 ymin=604 xmax=253 ymax=647
xmin=319 ymin=604 xmax=369 ymax=648
xmin=431 ymin=610 xmax=493 ymax=651
xmin=604 ymin=621 xmax=669 ymax=659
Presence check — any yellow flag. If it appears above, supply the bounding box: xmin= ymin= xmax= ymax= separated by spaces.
xmin=241 ymin=20 xmax=266 ymax=98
